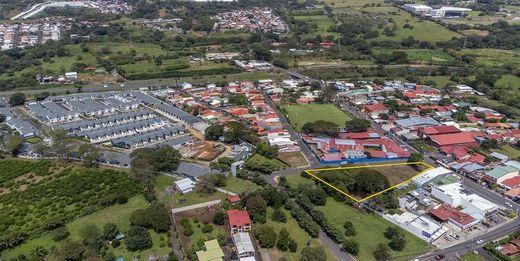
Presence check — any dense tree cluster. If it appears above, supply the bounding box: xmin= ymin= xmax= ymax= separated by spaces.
xmin=318 ymin=169 xmax=391 ymax=198
xmin=130 ymin=146 xmax=181 ymax=181
xmin=0 ymin=162 xmax=140 ymax=251
xmin=301 ymin=120 xmax=340 ymax=137
xmin=130 ymin=203 xmax=171 ymax=233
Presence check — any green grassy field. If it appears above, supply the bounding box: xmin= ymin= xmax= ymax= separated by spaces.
xmin=283 ymin=103 xmax=353 ymax=131
xmin=363 ymin=6 xmax=461 ymax=42
xmin=460 ymin=253 xmax=485 ymax=261
xmin=458 ymin=49 xmax=520 ymax=68
xmin=373 ymin=49 xmax=457 ymax=64
xmin=220 ymin=176 xmax=261 ymax=194
xmin=491 ymin=145 xmax=520 ymax=160
xmin=1 ymin=196 xmax=170 ymax=261
xmin=316 ymin=198 xmax=430 ymax=261
xmin=293 ymin=15 xmax=339 ymax=37
xmin=245 ymin=154 xmax=288 ymax=171
xmin=265 ymin=207 xmax=336 ymax=261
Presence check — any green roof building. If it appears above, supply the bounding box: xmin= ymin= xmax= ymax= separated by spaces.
xmin=196 ymin=239 xmax=224 ymax=261
xmin=486 ymin=165 xmax=519 ymax=183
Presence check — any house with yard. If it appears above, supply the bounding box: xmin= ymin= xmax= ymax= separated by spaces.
xmin=227 ymin=209 xmax=251 ymax=233
xmin=232 ymin=232 xmax=255 ymax=259
xmin=196 ymin=239 xmax=224 ymax=261
xmin=175 ymin=178 xmax=195 ymax=194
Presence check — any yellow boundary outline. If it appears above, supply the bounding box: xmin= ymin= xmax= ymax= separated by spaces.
xmin=304 ymin=162 xmax=434 ymax=203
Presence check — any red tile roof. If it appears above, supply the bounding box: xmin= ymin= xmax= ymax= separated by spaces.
xmin=227 ymin=195 xmax=241 ymax=203
xmin=430 ymin=132 xmax=476 ymax=147
xmin=505 ymin=188 xmax=520 ymax=198
xmin=367 ymin=150 xmax=386 ymax=158
xmin=428 ymin=204 xmax=475 ymax=226
xmin=227 ymin=209 xmax=251 ymax=227
xmin=500 ymin=243 xmax=519 ymax=256
xmin=363 ymin=103 xmax=387 ymax=113
xmin=422 ymin=126 xmax=461 ymax=136
xmin=501 ymin=176 xmax=520 ymax=189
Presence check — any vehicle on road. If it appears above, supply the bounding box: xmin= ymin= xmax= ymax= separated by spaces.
xmin=475 ymin=239 xmax=484 ymax=245
xmin=103 ymin=84 xmax=108 ymax=88
xmin=435 ymin=254 xmax=445 ymax=260
xmin=506 ymin=202 xmax=513 ymax=208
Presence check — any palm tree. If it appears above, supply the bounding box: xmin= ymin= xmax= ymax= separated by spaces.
xmin=31 ymin=245 xmax=48 ymax=259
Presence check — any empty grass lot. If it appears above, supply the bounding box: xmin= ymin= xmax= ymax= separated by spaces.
xmin=265 ymin=207 xmax=335 ymax=261
xmin=293 ymin=15 xmax=339 ymax=37
xmin=316 ymin=198 xmax=430 ymax=261
xmin=458 ymin=49 xmax=520 ymax=68
xmin=2 ymin=196 xmax=170 ymax=261
xmin=220 ymin=176 xmax=261 ymax=194
xmin=283 ymin=104 xmax=353 ymax=131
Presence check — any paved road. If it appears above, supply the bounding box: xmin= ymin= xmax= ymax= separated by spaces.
xmin=418 ymin=216 xmax=519 ymax=260
xmin=261 ymin=91 xmax=320 ymax=168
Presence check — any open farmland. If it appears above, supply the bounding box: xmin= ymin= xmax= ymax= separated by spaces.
xmin=0 ymin=159 xmax=146 ymax=259
xmin=282 ymin=103 xmax=353 ymax=131
xmin=1 ymin=196 xmax=171 ymax=261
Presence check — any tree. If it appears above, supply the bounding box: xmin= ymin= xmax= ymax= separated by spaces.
xmin=9 ymin=92 xmax=26 ymax=106
xmin=389 ymin=235 xmax=406 ymax=251
xmin=343 ymin=221 xmax=356 ymax=237
xmin=30 ymin=245 xmax=49 ymax=259
xmin=384 ymin=226 xmax=402 ymax=240
xmin=0 ymin=114 xmax=5 ymax=123
xmin=4 ymin=134 xmax=24 ymax=156
xmin=201 ymin=224 xmax=213 ymax=233
xmin=130 ymin=146 xmax=181 ymax=181
xmin=481 ymin=139 xmax=499 ymax=150
xmin=53 ymin=239 xmax=85 ymax=261
xmin=213 ymin=212 xmax=226 ymax=225
xmin=343 ymin=239 xmax=360 ymax=255
xmin=78 ymin=143 xmax=100 ymax=168
xmin=129 ymin=203 xmax=171 ymax=233
xmin=301 ymin=120 xmax=339 ymax=137
xmin=50 ymin=129 xmax=75 ymax=160
xmin=345 ymin=119 xmax=370 ymax=133
xmin=256 ymin=142 xmax=278 ymax=159
xmin=300 ymin=246 xmax=327 ymax=261
xmin=51 ymin=227 xmax=70 ymax=242
xmin=271 ymin=208 xmax=287 ymax=223
xmin=407 ymin=153 xmax=423 ymax=163
xmin=205 ymin=125 xmax=224 ymax=141
xmin=79 ymin=224 xmax=104 ymax=251
xmin=103 ymin=223 xmax=119 ymax=241
xmin=373 ymin=243 xmax=392 ymax=261
xmin=126 ymin=226 xmax=153 ymax=251
xmin=276 ymin=228 xmax=291 ymax=251
xmin=255 ymin=225 xmax=277 ymax=248
xmin=246 ymin=195 xmax=267 ymax=222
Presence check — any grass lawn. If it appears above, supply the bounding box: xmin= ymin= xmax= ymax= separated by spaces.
xmin=168 ymin=191 xmax=229 ymax=208
xmin=1 ymin=196 xmax=171 ymax=261
xmin=458 ymin=49 xmax=520 ymax=68
xmin=25 ymin=136 xmax=43 ymax=144
xmin=374 ymin=49 xmax=457 ymax=64
xmin=265 ymin=207 xmax=335 ymax=261
xmin=220 ymin=176 xmax=261 ymax=194
xmin=283 ymin=103 xmax=353 ymax=131
xmin=293 ymin=15 xmax=339 ymax=37
xmin=87 ymin=42 xmax=169 ymax=57
xmin=365 ymin=6 xmax=460 ymax=42
xmin=246 ymin=154 xmax=288 ymax=171
xmin=491 ymin=145 xmax=520 ymax=160
xmin=316 ymin=198 xmax=430 ymax=261
xmin=185 ymin=219 xmax=225 ymax=248
xmin=460 ymin=253 xmax=485 ymax=261
xmin=285 ymin=173 xmax=315 ymax=188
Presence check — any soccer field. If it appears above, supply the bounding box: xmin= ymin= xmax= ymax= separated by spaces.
xmin=283 ymin=104 xmax=353 ymax=131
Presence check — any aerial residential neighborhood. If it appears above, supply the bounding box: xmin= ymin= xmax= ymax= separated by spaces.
xmin=0 ymin=0 xmax=519 ymax=261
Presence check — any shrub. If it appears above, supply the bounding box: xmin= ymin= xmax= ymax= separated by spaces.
xmin=201 ymin=224 xmax=213 ymax=233
xmin=213 ymin=212 xmax=225 ymax=225
xmin=51 ymin=227 xmax=70 ymax=242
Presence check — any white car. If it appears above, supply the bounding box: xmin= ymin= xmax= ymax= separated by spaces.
xmin=103 ymin=84 xmax=108 ymax=88
xmin=475 ymin=240 xmax=484 ymax=245
xmin=506 ymin=202 xmax=513 ymax=208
